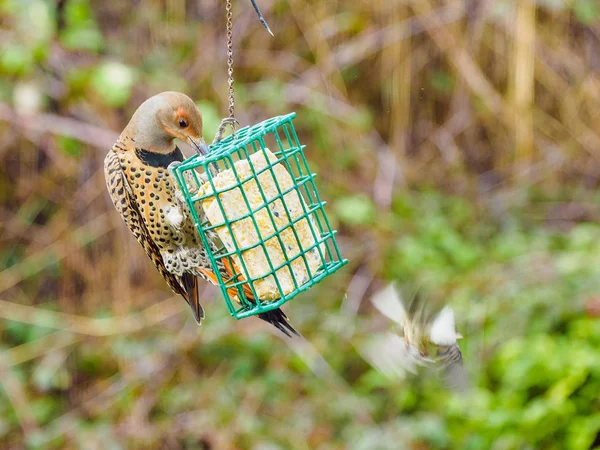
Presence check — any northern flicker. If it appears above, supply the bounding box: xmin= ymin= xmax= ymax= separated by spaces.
xmin=104 ymin=91 xmax=297 ymax=336
xmin=370 ymin=284 xmax=469 ymax=391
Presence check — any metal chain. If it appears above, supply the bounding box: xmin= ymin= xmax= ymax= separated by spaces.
xmin=226 ymin=0 xmax=235 ymax=120
xmin=213 ymin=0 xmax=239 ymax=145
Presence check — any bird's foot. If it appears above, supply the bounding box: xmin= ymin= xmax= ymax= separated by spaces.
xmin=167 ymin=161 xmax=184 ymax=182
xmin=167 ymin=162 xmax=194 ymax=201
xmin=167 ymin=161 xmax=181 ymax=186
xmin=167 ymin=161 xmax=181 ymax=171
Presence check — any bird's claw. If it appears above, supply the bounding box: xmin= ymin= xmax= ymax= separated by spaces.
xmin=167 ymin=161 xmax=181 ymax=171
xmin=167 ymin=161 xmax=181 ymax=185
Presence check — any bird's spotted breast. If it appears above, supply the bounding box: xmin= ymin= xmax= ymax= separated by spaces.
xmin=135 ymin=146 xmax=184 ymax=168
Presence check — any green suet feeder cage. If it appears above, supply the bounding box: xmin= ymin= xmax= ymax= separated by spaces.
xmin=173 ymin=113 xmax=347 ymax=319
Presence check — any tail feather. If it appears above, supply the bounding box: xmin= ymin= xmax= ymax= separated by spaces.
xmin=258 ymin=308 xmax=299 ymax=338
xmin=198 ymin=260 xmax=298 ymax=337
xmin=181 ymin=273 xmax=204 ymax=324
xmin=221 ymin=258 xmax=299 ymax=337
xmin=437 ymin=344 xmax=469 ymax=392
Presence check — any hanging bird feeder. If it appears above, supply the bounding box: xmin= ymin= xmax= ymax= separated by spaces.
xmin=172 ymin=113 xmax=347 ymax=319
xmin=171 ymin=0 xmax=346 ymax=319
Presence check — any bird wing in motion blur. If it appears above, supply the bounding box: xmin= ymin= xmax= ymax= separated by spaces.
xmin=369 ymin=283 xmax=469 ymax=391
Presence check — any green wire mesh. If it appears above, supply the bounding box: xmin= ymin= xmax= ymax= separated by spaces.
xmin=172 ymin=113 xmax=347 ymax=319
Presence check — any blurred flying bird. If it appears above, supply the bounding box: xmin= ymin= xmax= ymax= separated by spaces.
xmin=104 ymin=92 xmax=297 ymax=336
xmin=368 ymin=284 xmax=469 ymax=391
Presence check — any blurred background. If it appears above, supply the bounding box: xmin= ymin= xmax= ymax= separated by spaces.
xmin=1 ymin=0 xmax=600 ymax=448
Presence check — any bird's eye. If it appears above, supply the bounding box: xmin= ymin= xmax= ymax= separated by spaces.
xmin=179 ymin=118 xmax=188 ymax=128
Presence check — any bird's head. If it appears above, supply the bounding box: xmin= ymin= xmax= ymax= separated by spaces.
xmin=128 ymin=91 xmax=210 ymax=156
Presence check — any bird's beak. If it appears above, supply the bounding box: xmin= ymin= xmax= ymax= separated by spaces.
xmin=189 ymin=136 xmax=210 ymax=156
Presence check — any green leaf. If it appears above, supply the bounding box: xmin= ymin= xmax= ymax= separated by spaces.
xmin=574 ymin=0 xmax=599 ymax=24
xmin=60 ymin=0 xmax=104 ymax=52
xmin=57 ymin=136 xmax=82 ymax=158
xmin=334 ymin=194 xmax=376 ymax=226
xmin=17 ymin=0 xmax=54 ymax=45
xmin=566 ymin=415 xmax=600 ymax=450
xmin=91 ymin=62 xmax=136 ymax=107
xmin=0 ymin=42 xmax=33 ymax=75
xmin=198 ymin=101 xmax=221 ymax=143
xmin=430 ymin=70 xmax=454 ymax=94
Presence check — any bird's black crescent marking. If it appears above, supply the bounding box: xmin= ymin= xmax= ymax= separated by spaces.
xmin=135 ymin=146 xmax=184 ymax=168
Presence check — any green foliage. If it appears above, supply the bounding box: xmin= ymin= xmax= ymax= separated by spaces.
xmin=91 ymin=62 xmax=136 ymax=107
xmin=430 ymin=70 xmax=455 ymax=94
xmin=443 ymin=330 xmax=600 ymax=449
xmin=334 ymin=194 xmax=377 ymax=226
xmin=57 ymin=136 xmax=82 ymax=158
xmin=197 ymin=101 xmax=221 ymax=143
xmin=60 ymin=0 xmax=104 ymax=52
xmin=574 ymin=0 xmax=600 ymax=24
xmin=0 ymin=43 xmax=34 ymax=76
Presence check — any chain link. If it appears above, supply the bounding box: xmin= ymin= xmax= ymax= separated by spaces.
xmin=226 ymin=0 xmax=235 ymax=120
xmin=213 ymin=0 xmax=238 ymax=144
xmin=214 ymin=1 xmax=272 ymax=144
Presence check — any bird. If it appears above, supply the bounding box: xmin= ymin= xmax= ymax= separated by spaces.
xmin=104 ymin=91 xmax=298 ymax=337
xmin=369 ymin=283 xmax=469 ymax=391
